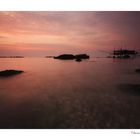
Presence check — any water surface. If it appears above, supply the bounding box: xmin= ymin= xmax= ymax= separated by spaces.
xmin=0 ymin=57 xmax=140 ymax=128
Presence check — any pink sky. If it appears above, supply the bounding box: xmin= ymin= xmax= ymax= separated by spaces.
xmin=0 ymin=11 xmax=140 ymax=56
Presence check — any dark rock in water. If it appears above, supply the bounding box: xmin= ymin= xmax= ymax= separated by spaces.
xmin=135 ymin=69 xmax=140 ymax=73
xmin=0 ymin=70 xmax=23 ymax=77
xmin=75 ymin=58 xmax=82 ymax=62
xmin=54 ymin=54 xmax=75 ymax=60
xmin=118 ymin=84 xmax=140 ymax=96
xmin=54 ymin=54 xmax=90 ymax=61
xmin=75 ymin=54 xmax=90 ymax=59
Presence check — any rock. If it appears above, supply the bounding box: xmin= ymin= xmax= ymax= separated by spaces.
xmin=54 ymin=54 xmax=75 ymax=60
xmin=75 ymin=54 xmax=90 ymax=59
xmin=118 ymin=84 xmax=140 ymax=96
xmin=0 ymin=70 xmax=23 ymax=77
xmin=75 ymin=58 xmax=82 ymax=62
xmin=54 ymin=54 xmax=90 ymax=60
xmin=135 ymin=69 xmax=140 ymax=73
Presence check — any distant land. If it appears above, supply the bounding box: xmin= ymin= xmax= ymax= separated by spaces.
xmin=0 ymin=56 xmax=24 ymax=58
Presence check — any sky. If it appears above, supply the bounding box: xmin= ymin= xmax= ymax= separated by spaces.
xmin=0 ymin=11 xmax=140 ymax=56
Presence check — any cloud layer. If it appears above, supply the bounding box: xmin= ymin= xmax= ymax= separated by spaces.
xmin=0 ymin=11 xmax=140 ymax=56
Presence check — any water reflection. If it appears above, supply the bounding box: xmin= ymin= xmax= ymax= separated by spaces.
xmin=0 ymin=58 xmax=140 ymax=128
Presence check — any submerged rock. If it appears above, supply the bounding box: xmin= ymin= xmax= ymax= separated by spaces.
xmin=135 ymin=69 xmax=140 ymax=73
xmin=0 ymin=70 xmax=23 ymax=77
xmin=75 ymin=58 xmax=82 ymax=62
xmin=118 ymin=84 xmax=140 ymax=96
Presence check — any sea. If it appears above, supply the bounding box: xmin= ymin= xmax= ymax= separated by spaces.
xmin=0 ymin=57 xmax=140 ymax=128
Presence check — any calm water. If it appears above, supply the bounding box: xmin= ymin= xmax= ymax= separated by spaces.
xmin=0 ymin=57 xmax=140 ymax=128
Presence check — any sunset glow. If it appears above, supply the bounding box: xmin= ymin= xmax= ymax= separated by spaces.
xmin=0 ymin=11 xmax=140 ymax=56
xmin=1 ymin=11 xmax=140 ymax=130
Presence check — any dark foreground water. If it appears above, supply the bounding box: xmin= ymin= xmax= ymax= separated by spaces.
xmin=0 ymin=57 xmax=140 ymax=129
